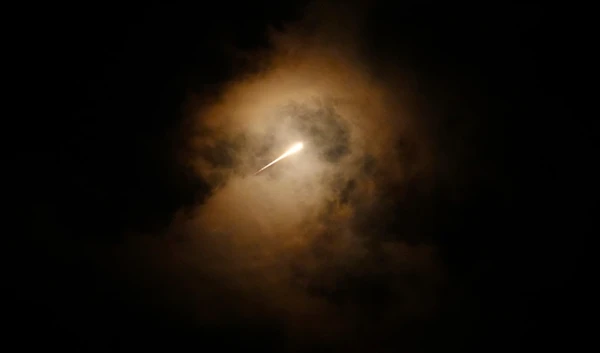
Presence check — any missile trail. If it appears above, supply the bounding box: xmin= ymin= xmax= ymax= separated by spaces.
xmin=254 ymin=142 xmax=303 ymax=175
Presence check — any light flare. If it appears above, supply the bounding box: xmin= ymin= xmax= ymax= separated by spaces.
xmin=254 ymin=142 xmax=304 ymax=175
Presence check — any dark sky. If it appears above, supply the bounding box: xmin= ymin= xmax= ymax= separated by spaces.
xmin=22 ymin=2 xmax=592 ymax=352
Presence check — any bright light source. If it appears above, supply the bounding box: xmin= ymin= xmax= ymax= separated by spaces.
xmin=254 ymin=142 xmax=304 ymax=175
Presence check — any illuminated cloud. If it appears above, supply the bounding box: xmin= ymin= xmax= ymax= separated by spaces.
xmin=117 ymin=2 xmax=450 ymax=349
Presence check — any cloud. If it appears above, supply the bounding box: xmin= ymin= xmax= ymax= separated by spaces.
xmin=115 ymin=2 xmax=449 ymax=350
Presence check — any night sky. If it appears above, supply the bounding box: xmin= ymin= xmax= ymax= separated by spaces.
xmin=23 ymin=2 xmax=592 ymax=352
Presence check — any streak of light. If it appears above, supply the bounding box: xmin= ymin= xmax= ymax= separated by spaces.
xmin=254 ymin=142 xmax=304 ymax=175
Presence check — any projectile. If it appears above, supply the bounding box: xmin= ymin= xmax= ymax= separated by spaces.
xmin=254 ymin=142 xmax=304 ymax=175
